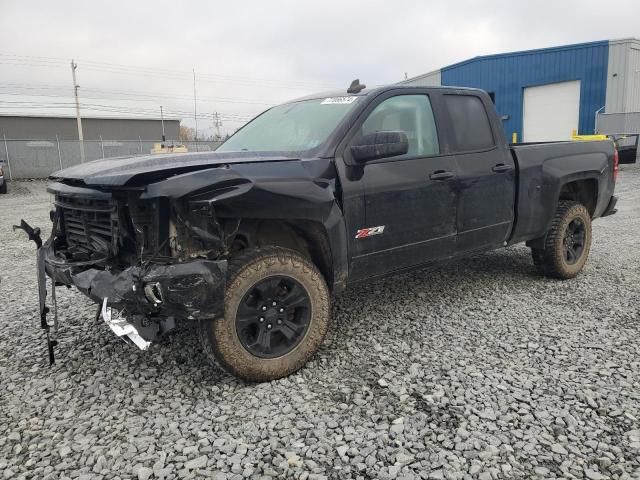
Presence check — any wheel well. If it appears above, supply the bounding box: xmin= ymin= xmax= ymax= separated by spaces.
xmin=227 ymin=219 xmax=334 ymax=291
xmin=559 ymin=179 xmax=598 ymax=216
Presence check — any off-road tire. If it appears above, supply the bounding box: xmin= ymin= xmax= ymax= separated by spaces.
xmin=199 ymin=246 xmax=330 ymax=382
xmin=533 ymin=201 xmax=592 ymax=279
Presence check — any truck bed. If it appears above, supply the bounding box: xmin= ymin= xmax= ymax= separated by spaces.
xmin=508 ymin=140 xmax=616 ymax=245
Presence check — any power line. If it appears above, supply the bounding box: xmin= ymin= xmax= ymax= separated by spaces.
xmin=0 ymin=97 xmax=253 ymax=114
xmin=0 ymin=56 xmax=318 ymax=133
xmin=0 ymin=108 xmax=254 ymax=126
xmin=0 ymin=60 xmax=333 ymax=91
xmin=0 ymin=92 xmax=261 ymax=120
xmin=0 ymin=101 xmax=255 ymax=121
xmin=0 ymin=99 xmax=75 ymax=104
xmin=0 ymin=54 xmax=342 ymax=90
xmin=0 ymin=84 xmax=276 ymax=105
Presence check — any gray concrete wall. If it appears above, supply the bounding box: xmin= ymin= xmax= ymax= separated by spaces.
xmin=0 ymin=115 xmax=180 ymax=141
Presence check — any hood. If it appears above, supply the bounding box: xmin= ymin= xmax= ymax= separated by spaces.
xmin=50 ymin=150 xmax=299 ymax=187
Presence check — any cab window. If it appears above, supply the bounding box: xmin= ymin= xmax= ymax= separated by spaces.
xmin=359 ymin=95 xmax=440 ymax=158
xmin=444 ymin=94 xmax=495 ymax=151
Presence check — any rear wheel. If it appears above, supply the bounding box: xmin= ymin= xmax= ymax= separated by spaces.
xmin=199 ymin=246 xmax=330 ymax=381
xmin=532 ymin=201 xmax=592 ymax=279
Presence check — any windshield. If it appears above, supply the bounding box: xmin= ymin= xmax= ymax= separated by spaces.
xmin=218 ymin=97 xmax=360 ymax=153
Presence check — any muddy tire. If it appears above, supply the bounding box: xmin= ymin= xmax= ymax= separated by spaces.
xmin=199 ymin=246 xmax=330 ymax=382
xmin=533 ymin=201 xmax=592 ymax=279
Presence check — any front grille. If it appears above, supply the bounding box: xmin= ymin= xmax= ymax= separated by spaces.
xmin=55 ymin=195 xmax=116 ymax=255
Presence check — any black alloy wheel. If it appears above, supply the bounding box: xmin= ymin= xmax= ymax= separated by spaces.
xmin=563 ymin=217 xmax=586 ymax=265
xmin=235 ymin=276 xmax=311 ymax=358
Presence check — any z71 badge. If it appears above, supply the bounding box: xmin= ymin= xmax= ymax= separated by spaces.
xmin=355 ymin=226 xmax=385 ymax=239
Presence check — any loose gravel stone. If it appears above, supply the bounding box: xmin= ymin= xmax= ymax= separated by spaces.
xmin=395 ymin=452 xmax=414 ymax=465
xmin=137 ymin=467 xmax=153 ymax=480
xmin=184 ymin=455 xmax=208 ymax=470
xmin=534 ymin=466 xmax=550 ymax=476
xmin=585 ymin=468 xmax=608 ymax=480
xmin=1 ymin=166 xmax=640 ymax=479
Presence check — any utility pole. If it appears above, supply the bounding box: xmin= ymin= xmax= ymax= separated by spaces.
xmin=192 ymin=69 xmax=198 ymax=142
xmin=160 ymin=105 xmax=166 ymax=142
xmin=214 ymin=111 xmax=222 ymax=140
xmin=71 ymin=60 xmax=85 ymax=163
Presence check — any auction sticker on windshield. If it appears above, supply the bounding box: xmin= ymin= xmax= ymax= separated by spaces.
xmin=321 ymin=97 xmax=358 ymax=105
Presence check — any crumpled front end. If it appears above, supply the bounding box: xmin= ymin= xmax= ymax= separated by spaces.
xmin=21 ymin=156 xmax=341 ymax=364
xmin=42 ymin=181 xmax=228 ymax=341
xmin=45 ymin=245 xmax=227 ymax=319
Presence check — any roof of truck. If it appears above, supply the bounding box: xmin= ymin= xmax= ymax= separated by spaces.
xmin=287 ymin=84 xmax=485 ymax=104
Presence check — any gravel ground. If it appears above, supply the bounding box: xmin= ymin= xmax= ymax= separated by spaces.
xmin=1 ymin=167 xmax=639 ymax=480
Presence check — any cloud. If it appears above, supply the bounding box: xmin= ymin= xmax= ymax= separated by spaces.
xmin=1 ymin=0 xmax=639 ymax=136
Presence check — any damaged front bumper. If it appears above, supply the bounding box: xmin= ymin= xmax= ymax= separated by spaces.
xmin=44 ymin=242 xmax=227 ymax=321
xmin=44 ymin=245 xmax=227 ymax=328
xmin=31 ymin=235 xmax=227 ymax=362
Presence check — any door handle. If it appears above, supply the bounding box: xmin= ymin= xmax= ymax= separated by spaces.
xmin=429 ymin=170 xmax=455 ymax=181
xmin=492 ymin=164 xmax=513 ymax=173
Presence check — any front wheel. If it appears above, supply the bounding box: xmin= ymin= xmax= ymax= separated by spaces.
xmin=199 ymin=246 xmax=330 ymax=382
xmin=532 ymin=201 xmax=592 ymax=279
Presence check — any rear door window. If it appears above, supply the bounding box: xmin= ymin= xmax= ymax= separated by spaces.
xmin=444 ymin=94 xmax=495 ymax=152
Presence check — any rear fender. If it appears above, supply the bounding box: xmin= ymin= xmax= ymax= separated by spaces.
xmin=511 ymin=150 xmax=609 ymax=245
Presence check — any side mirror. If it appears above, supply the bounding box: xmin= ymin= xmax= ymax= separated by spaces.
xmin=350 ymin=131 xmax=409 ymax=163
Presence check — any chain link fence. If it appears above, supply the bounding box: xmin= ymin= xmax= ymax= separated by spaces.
xmin=0 ymin=138 xmax=223 ymax=180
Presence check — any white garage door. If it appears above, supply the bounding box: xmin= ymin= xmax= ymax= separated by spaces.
xmin=523 ymin=80 xmax=581 ymax=142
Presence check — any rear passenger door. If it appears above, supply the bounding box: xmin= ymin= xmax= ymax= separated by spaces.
xmin=443 ymin=93 xmax=516 ymax=252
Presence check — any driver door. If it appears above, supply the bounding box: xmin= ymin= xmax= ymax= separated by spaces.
xmin=346 ymin=92 xmax=459 ymax=280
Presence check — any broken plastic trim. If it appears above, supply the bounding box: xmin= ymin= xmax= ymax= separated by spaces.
xmin=13 ymin=219 xmax=58 ymax=364
xmin=101 ymin=298 xmax=151 ymax=350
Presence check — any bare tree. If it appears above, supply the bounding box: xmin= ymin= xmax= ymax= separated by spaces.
xmin=179 ymin=125 xmax=195 ymax=141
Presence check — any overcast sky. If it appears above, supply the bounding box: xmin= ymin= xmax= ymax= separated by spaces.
xmin=1 ymin=0 xmax=639 ymax=138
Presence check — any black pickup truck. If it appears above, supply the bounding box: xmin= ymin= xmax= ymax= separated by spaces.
xmin=21 ymin=83 xmax=618 ymax=381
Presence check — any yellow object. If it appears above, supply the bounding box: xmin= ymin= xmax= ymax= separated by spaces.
xmin=512 ymin=132 xmax=518 ymax=143
xmin=150 ymin=143 xmax=189 ymax=154
xmin=571 ymin=134 xmax=609 ymax=142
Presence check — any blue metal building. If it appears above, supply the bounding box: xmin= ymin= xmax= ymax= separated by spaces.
xmin=403 ymin=39 xmax=640 ymax=142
